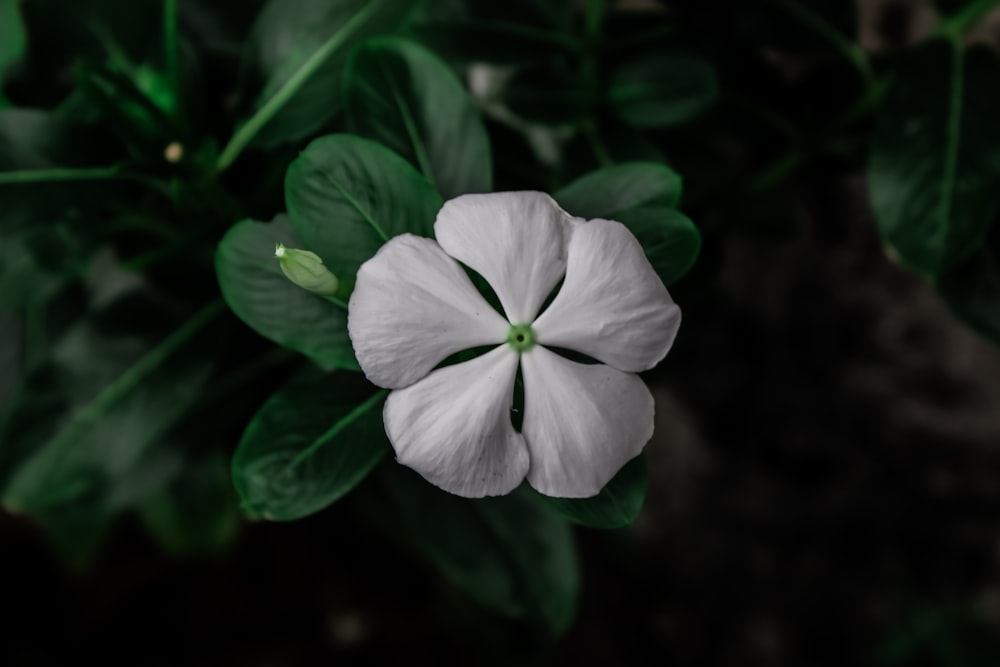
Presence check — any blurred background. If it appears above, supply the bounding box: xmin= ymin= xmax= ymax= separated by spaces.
xmin=3 ymin=0 xmax=1000 ymax=665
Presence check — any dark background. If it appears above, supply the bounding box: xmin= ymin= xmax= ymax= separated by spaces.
xmin=4 ymin=1 xmax=1000 ymax=665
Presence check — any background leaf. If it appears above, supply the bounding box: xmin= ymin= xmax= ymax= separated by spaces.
xmin=381 ymin=464 xmax=579 ymax=635
xmin=554 ymin=162 xmax=683 ymax=217
xmin=234 ymin=0 xmax=420 ymax=151
xmin=139 ymin=452 xmax=242 ymax=555
xmin=0 ymin=297 xmax=222 ymax=513
xmin=608 ymin=53 xmax=719 ymax=129
xmin=284 ymin=133 xmax=443 ymax=278
xmin=232 ymin=369 xmax=389 ymax=521
xmin=0 ymin=0 xmax=26 ymax=105
xmin=215 ymin=215 xmax=358 ymax=371
xmin=554 ymin=163 xmax=699 ymax=285
xmin=539 ymin=453 xmax=648 ymax=529
xmin=869 ymin=41 xmax=1000 ymax=278
xmin=613 ymin=207 xmax=702 ymax=287
xmin=345 ymin=36 xmax=492 ymax=198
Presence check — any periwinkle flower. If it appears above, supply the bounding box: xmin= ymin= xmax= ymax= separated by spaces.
xmin=348 ymin=192 xmax=681 ymax=498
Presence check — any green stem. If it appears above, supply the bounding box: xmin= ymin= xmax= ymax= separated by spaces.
xmin=584 ymin=0 xmax=607 ymax=41
xmin=214 ymin=1 xmax=383 ymax=173
xmin=164 ymin=0 xmax=179 ymax=104
xmin=938 ymin=0 xmax=1000 ymax=38
xmin=0 ymin=166 xmax=123 ymax=185
xmin=582 ymin=121 xmax=613 ymax=167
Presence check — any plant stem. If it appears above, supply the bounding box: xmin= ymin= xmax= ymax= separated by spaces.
xmin=164 ymin=0 xmax=179 ymax=104
xmin=0 ymin=166 xmax=120 ymax=185
xmin=775 ymin=0 xmax=875 ymax=91
xmin=938 ymin=0 xmax=1000 ymax=38
xmin=582 ymin=121 xmax=613 ymax=167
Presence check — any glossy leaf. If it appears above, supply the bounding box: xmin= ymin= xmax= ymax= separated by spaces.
xmin=234 ymin=0 xmax=420 ymax=152
xmin=539 ymin=454 xmax=648 ymax=529
xmin=215 ymin=215 xmax=358 ymax=371
xmin=345 ymin=37 xmax=492 ymax=198
xmin=608 ymin=53 xmax=719 ymax=128
xmin=869 ymin=41 xmax=1000 ymax=278
xmin=284 ymin=134 xmax=443 ymax=278
xmin=382 ymin=464 xmax=579 ymax=634
xmin=554 ymin=162 xmax=683 ymax=217
xmin=232 ymin=370 xmax=390 ymax=521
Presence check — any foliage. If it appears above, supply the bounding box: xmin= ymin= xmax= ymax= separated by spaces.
xmin=2 ymin=0 xmax=1000 ymax=640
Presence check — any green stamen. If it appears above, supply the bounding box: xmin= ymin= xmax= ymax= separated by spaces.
xmin=506 ymin=323 xmax=536 ymax=353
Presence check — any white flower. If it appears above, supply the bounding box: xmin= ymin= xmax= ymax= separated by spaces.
xmin=347 ymin=192 xmax=681 ymax=499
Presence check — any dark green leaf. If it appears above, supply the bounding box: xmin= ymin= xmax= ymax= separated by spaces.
xmin=0 ymin=0 xmax=26 ymax=104
xmin=139 ymin=453 xmax=241 ymax=555
xmin=869 ymin=41 xmax=1000 ymax=278
xmin=503 ymin=65 xmax=594 ymax=125
xmin=345 ymin=37 xmax=492 ymax=198
xmin=233 ymin=370 xmax=389 ymax=521
xmin=0 ymin=300 xmax=223 ymax=513
xmin=382 ymin=464 xmax=578 ymax=634
xmin=75 ymin=61 xmax=179 ymax=161
xmin=409 ymin=20 xmax=576 ymax=65
xmin=215 ymin=215 xmax=358 ymax=371
xmin=539 ymin=453 xmax=648 ymax=529
xmin=554 ymin=162 xmax=683 ymax=217
xmin=236 ymin=0 xmax=420 ymax=150
xmin=0 ymin=108 xmax=113 ymax=171
xmin=614 ymin=207 xmax=701 ymax=286
xmin=608 ymin=53 xmax=719 ymax=128
xmin=284 ymin=134 xmax=443 ymax=278
xmin=937 ymin=243 xmax=1000 ymax=344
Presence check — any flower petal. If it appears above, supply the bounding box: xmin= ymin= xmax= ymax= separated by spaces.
xmin=532 ymin=219 xmax=680 ymax=372
xmin=348 ymin=234 xmax=508 ymax=389
xmin=384 ymin=346 xmax=528 ymax=498
xmin=434 ymin=192 xmax=571 ymax=323
xmin=521 ymin=346 xmax=654 ymax=498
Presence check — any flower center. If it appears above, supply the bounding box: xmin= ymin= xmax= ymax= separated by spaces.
xmin=506 ymin=323 xmax=535 ymax=352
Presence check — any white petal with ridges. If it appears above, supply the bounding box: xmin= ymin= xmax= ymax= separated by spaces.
xmin=348 ymin=234 xmax=508 ymax=389
xmin=384 ymin=346 xmax=527 ymax=498
xmin=521 ymin=346 xmax=654 ymax=498
xmin=434 ymin=191 xmax=570 ymax=323
xmin=533 ymin=219 xmax=680 ymax=373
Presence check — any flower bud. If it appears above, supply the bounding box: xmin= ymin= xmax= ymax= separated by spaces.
xmin=274 ymin=243 xmax=340 ymax=296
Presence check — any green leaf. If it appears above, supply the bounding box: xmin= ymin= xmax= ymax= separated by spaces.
xmin=0 ymin=0 xmax=26 ymax=104
xmin=554 ymin=161 xmax=683 ymax=217
xmin=75 ymin=61 xmax=178 ymax=161
xmin=284 ymin=133 xmax=443 ymax=278
xmin=345 ymin=37 xmax=492 ymax=198
xmin=937 ymin=243 xmax=1000 ymax=344
xmin=0 ymin=300 xmax=223 ymax=512
xmin=538 ymin=454 xmax=648 ymax=529
xmin=215 ymin=215 xmax=358 ymax=371
xmin=554 ymin=164 xmax=698 ymax=285
xmin=381 ymin=464 xmax=578 ymax=634
xmin=233 ymin=370 xmax=389 ymax=521
xmin=139 ymin=453 xmax=241 ymax=555
xmin=614 ymin=207 xmax=701 ymax=286
xmin=869 ymin=41 xmax=1000 ymax=279
xmin=608 ymin=53 xmax=719 ymax=128
xmin=225 ymin=0 xmax=419 ymax=164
